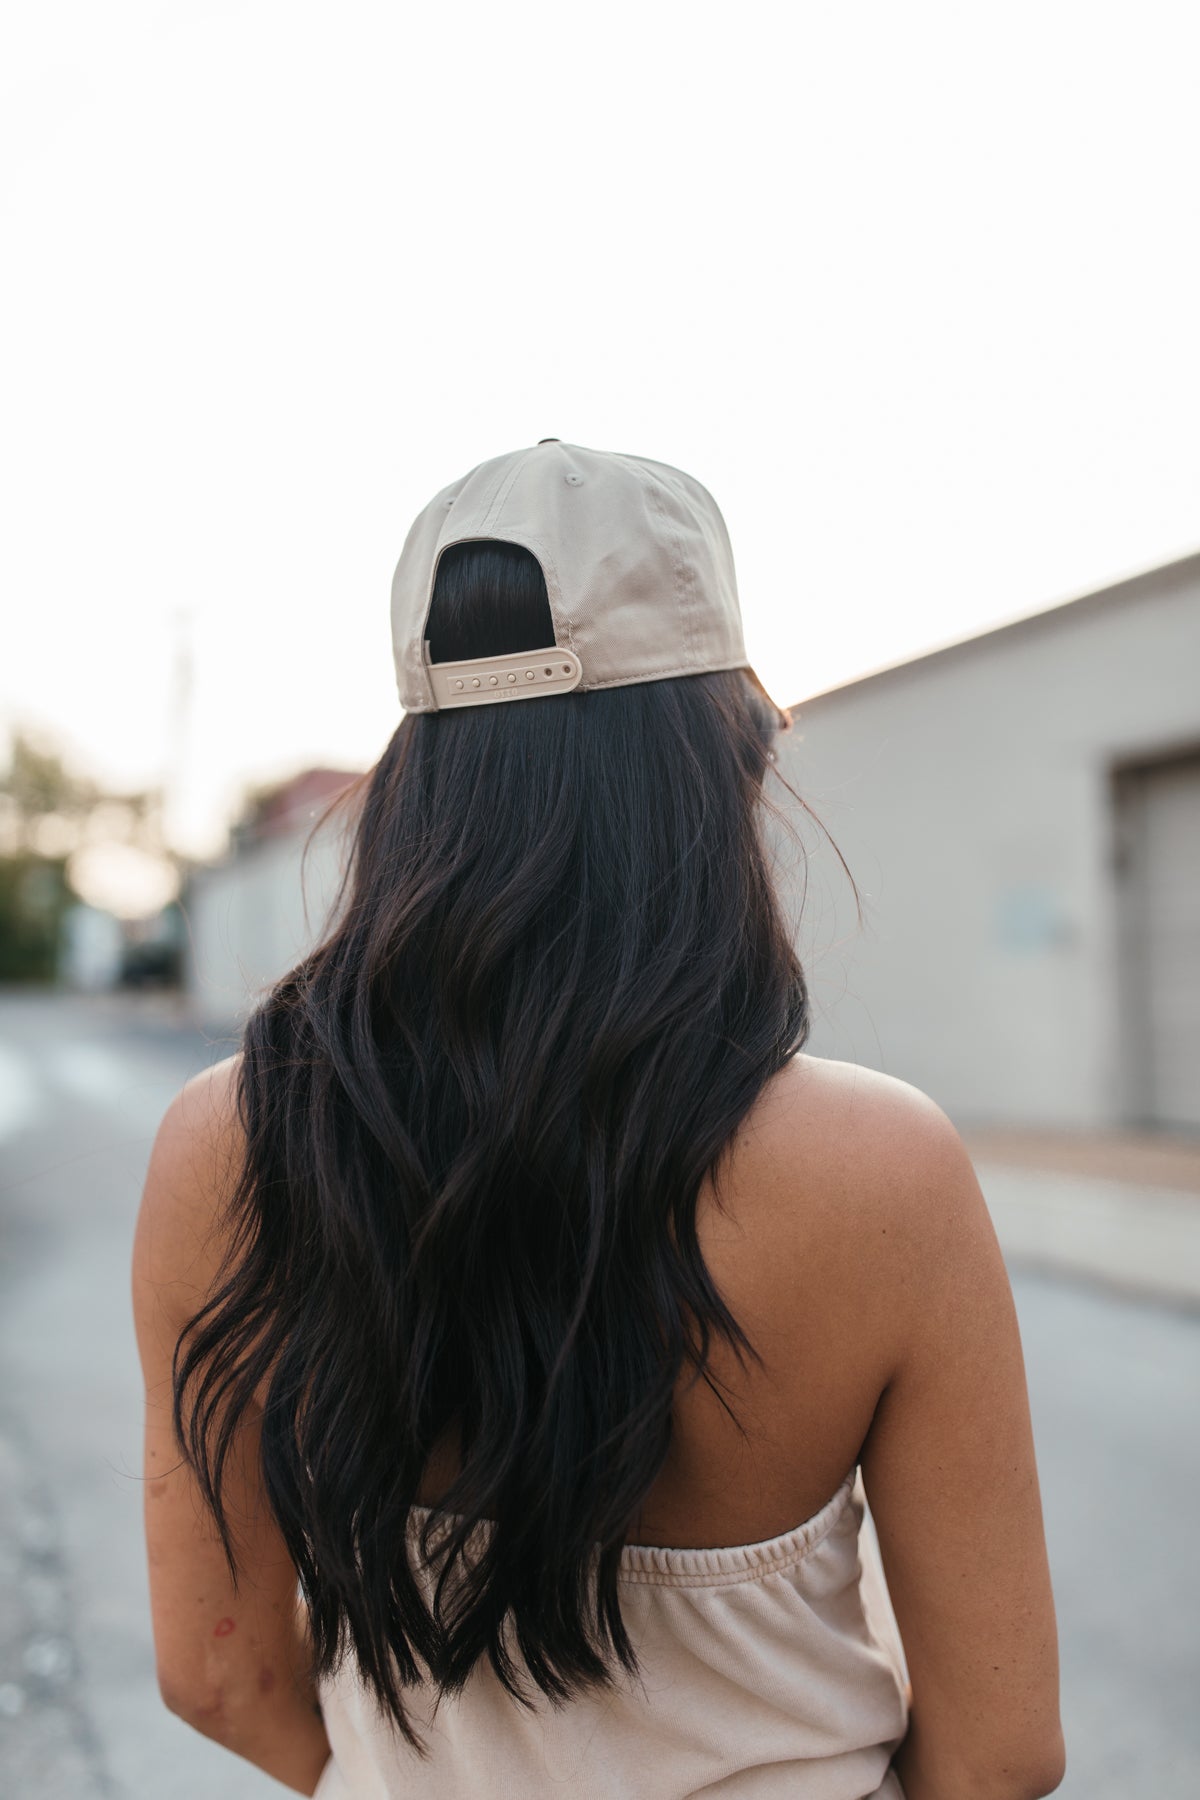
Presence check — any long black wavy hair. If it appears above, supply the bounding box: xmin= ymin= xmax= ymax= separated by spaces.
xmin=173 ymin=538 xmax=819 ymax=1749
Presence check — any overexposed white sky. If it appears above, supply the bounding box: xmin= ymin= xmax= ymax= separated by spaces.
xmin=3 ymin=1 xmax=1199 ymax=862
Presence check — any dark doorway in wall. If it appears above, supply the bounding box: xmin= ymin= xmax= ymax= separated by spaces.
xmin=1112 ymin=746 xmax=1200 ymax=1132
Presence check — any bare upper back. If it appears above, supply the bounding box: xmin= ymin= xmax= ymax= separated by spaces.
xmin=624 ymin=1050 xmax=928 ymax=1549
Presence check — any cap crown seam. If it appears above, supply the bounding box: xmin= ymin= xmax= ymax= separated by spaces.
xmin=613 ymin=454 xmax=696 ymax=670
xmin=480 ymin=450 xmax=534 ymax=535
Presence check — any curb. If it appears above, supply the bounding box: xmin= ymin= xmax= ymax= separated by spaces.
xmin=974 ymin=1160 xmax=1200 ymax=1315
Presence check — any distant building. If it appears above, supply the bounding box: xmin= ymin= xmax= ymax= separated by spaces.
xmin=183 ymin=768 xmax=362 ymax=1035
xmin=59 ymin=901 xmax=125 ymax=991
xmin=781 ymin=552 xmax=1200 ymax=1134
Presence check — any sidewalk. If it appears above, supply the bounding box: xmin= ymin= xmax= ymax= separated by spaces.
xmin=961 ymin=1127 xmax=1200 ymax=1312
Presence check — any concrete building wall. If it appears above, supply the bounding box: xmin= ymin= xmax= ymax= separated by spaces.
xmin=777 ymin=555 xmax=1200 ymax=1130
xmin=184 ymin=817 xmax=352 ymax=1036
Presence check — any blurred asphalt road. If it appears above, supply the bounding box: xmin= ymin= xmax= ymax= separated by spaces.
xmin=1 ymin=989 xmax=1197 ymax=1798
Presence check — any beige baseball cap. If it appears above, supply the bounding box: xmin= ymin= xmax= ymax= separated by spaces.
xmin=391 ymin=438 xmax=780 ymax=716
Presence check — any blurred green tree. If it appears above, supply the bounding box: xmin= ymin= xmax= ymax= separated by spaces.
xmin=2 ymin=732 xmax=97 ymax=851
xmin=0 ymin=853 xmax=70 ymax=981
xmin=0 ymin=728 xmax=165 ymax=982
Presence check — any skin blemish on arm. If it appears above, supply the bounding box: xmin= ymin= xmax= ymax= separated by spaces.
xmin=192 ymin=1685 xmax=225 ymax=1722
xmin=213 ymin=1617 xmax=236 ymax=1637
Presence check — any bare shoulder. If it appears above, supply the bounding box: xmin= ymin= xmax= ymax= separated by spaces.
xmin=699 ymin=1051 xmax=987 ymax=1405
xmin=779 ymin=1050 xmax=965 ymax=1164
xmin=164 ymin=1049 xmax=245 ymax=1141
xmin=788 ymin=1053 xmax=1009 ymax=1318
xmin=764 ymin=1062 xmax=1064 ymax=1790
xmin=740 ymin=1051 xmax=981 ymax=1274
xmin=132 ymin=1053 xmax=246 ymax=1330
xmin=148 ymin=1051 xmax=245 ymax=1219
xmin=716 ymin=1052 xmax=1025 ymax=1451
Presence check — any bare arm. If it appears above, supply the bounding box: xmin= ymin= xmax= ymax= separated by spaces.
xmin=131 ymin=1056 xmax=333 ymax=1796
xmin=859 ymin=1086 xmax=1065 ymax=1800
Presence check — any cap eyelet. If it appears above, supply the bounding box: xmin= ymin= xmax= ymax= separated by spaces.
xmin=565 ymin=472 xmax=583 ymax=486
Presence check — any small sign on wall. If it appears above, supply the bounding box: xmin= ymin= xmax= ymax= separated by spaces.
xmin=994 ymin=883 xmax=1075 ymax=952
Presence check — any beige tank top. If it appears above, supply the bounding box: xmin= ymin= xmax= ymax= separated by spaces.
xmin=309 ymin=1466 xmax=910 ymax=1799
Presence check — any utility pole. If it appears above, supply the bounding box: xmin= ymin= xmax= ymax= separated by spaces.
xmin=162 ymin=604 xmax=195 ymax=859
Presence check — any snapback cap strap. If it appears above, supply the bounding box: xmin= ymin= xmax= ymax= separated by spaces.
xmin=423 ymin=643 xmax=583 ymax=709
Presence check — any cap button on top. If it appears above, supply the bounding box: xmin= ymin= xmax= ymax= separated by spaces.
xmin=537 ymin=437 xmax=560 ymax=444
